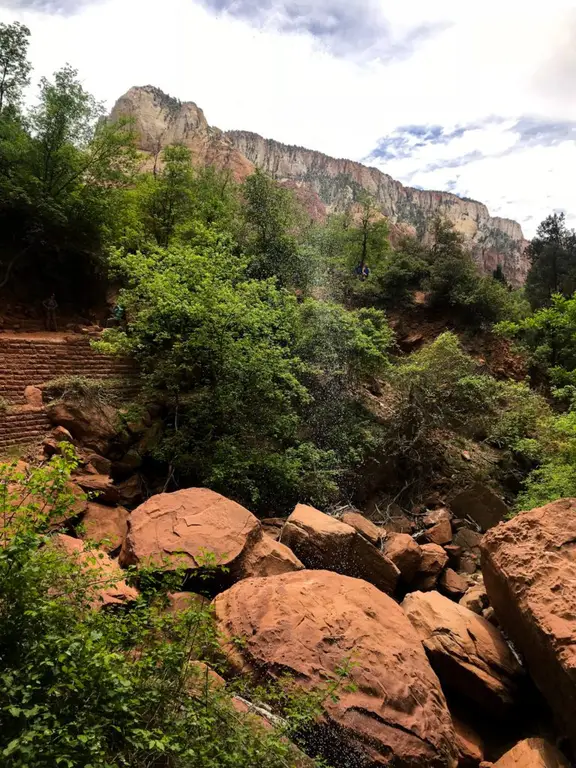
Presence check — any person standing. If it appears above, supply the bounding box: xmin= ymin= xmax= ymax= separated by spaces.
xmin=43 ymin=294 xmax=58 ymax=331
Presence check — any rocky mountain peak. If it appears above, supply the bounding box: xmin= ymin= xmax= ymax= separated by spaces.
xmin=111 ymin=86 xmax=530 ymax=285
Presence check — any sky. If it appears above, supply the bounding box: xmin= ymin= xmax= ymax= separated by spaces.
xmin=1 ymin=0 xmax=575 ymax=237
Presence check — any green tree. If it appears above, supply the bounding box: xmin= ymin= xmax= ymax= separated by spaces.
xmin=0 ymin=21 xmax=31 ymax=114
xmin=525 ymin=212 xmax=576 ymax=308
xmin=243 ymin=169 xmax=307 ymax=288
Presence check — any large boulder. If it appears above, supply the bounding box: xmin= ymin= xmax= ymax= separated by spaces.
xmin=492 ymin=738 xmax=569 ymax=767
xmin=340 ymin=510 xmax=382 ymax=546
xmin=46 ymin=400 xmax=118 ymax=455
xmin=53 ymin=534 xmax=138 ymax=607
xmin=383 ymin=532 xmax=422 ymax=583
xmin=413 ymin=543 xmax=448 ymax=591
xmin=235 ymin=534 xmax=304 ymax=578
xmin=280 ymin=504 xmax=399 ymax=594
xmin=403 ymin=591 xmax=523 ymax=716
xmin=450 ymin=484 xmax=508 ymax=531
xmin=481 ymin=499 xmax=576 ymax=749
xmin=120 ymin=488 xmax=261 ymax=573
xmin=79 ymin=502 xmax=129 ymax=552
xmin=214 ymin=570 xmax=457 ymax=767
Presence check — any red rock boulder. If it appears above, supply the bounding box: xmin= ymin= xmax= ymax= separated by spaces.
xmin=383 ymin=532 xmax=422 ymax=583
xmin=280 ymin=504 xmax=399 ymax=594
xmin=481 ymin=499 xmax=576 ymax=749
xmin=235 ymin=534 xmax=304 ymax=578
xmin=214 ymin=570 xmax=457 ymax=767
xmin=79 ymin=502 xmax=129 ymax=552
xmin=120 ymin=488 xmax=261 ymax=573
xmin=492 ymin=738 xmax=569 ymax=767
xmin=341 ymin=510 xmax=382 ymax=546
xmin=403 ymin=591 xmax=523 ymax=716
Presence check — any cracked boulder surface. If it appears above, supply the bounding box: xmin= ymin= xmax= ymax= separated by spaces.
xmin=119 ymin=487 xmax=261 ymax=571
xmin=214 ymin=569 xmax=458 ymax=767
xmin=481 ymin=499 xmax=576 ymax=750
xmin=402 ymin=591 xmax=523 ymax=717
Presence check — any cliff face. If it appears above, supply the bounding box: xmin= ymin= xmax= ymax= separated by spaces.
xmin=226 ymin=131 xmax=529 ymax=286
xmin=111 ymin=86 xmax=529 ymax=285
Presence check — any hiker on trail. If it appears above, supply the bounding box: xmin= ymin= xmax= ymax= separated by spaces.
xmin=354 ymin=263 xmax=371 ymax=281
xmin=43 ymin=294 xmax=58 ymax=331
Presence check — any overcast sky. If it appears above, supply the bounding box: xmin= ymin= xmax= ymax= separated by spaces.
xmin=1 ymin=0 xmax=575 ymax=237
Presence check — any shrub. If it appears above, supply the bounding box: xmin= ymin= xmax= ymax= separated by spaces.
xmin=0 ymin=451 xmax=332 ymax=767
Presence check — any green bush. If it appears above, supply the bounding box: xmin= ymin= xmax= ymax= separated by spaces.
xmin=0 ymin=451 xmax=332 ymax=767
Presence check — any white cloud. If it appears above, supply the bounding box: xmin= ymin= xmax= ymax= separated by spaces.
xmin=0 ymin=0 xmax=574 ymax=236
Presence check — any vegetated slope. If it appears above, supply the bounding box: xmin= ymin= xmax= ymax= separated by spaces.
xmin=110 ymin=85 xmax=529 ymax=286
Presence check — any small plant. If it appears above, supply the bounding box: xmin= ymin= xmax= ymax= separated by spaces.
xmin=0 ymin=396 xmax=9 ymax=414
xmin=43 ymin=374 xmax=122 ymax=405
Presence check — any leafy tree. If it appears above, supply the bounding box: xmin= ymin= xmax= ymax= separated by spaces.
xmin=525 ymin=212 xmax=576 ymax=308
xmin=0 ymin=22 xmax=31 ymax=114
xmin=242 ymin=169 xmax=307 ymax=288
xmin=377 ymin=238 xmax=429 ymax=307
xmin=98 ymin=240 xmax=392 ymax=512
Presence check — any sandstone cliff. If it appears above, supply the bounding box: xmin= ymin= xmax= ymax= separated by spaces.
xmin=111 ymin=86 xmax=529 ymax=285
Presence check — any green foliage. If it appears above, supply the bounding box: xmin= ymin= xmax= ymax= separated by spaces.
xmin=98 ymin=241 xmax=391 ymax=512
xmin=497 ymin=293 xmax=576 ymax=393
xmin=0 ymin=453 xmax=330 ymax=767
xmin=377 ymin=243 xmax=429 ymax=307
xmin=243 ymin=169 xmax=307 ymax=288
xmin=425 ymin=219 xmax=516 ymax=324
xmin=0 ymin=22 xmax=31 ymax=114
xmin=525 ymin=212 xmax=576 ymax=308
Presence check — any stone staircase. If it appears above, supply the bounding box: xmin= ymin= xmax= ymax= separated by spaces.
xmin=0 ymin=333 xmax=138 ymax=453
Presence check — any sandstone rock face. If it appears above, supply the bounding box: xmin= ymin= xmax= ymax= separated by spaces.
xmin=453 ymin=717 xmax=484 ymax=767
xmin=438 ymin=567 xmax=469 ymax=599
xmin=120 ymin=488 xmax=261 ymax=571
xmin=383 ymin=532 xmax=422 ymax=583
xmin=80 ymin=502 xmax=129 ymax=552
xmin=110 ymin=87 xmax=529 ymax=286
xmin=403 ymin=591 xmax=523 ymax=715
xmin=235 ymin=534 xmax=304 ymax=579
xmin=481 ymin=499 xmax=576 ymax=749
xmin=54 ymin=534 xmax=138 ymax=607
xmin=280 ymin=504 xmax=399 ymax=594
xmin=214 ymin=570 xmax=458 ymax=767
xmin=47 ymin=400 xmax=118 ymax=455
xmin=341 ymin=510 xmax=382 ymax=546
xmin=227 ymin=132 xmax=528 ymax=286
xmin=492 ymin=738 xmax=570 ymax=767
xmin=450 ymin=484 xmax=508 ymax=531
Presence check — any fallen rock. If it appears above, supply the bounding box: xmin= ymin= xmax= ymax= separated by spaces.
xmin=453 ymin=717 xmax=484 ymax=767
xmin=79 ymin=502 xmax=129 ymax=552
xmin=460 ymin=584 xmax=488 ymax=615
xmin=403 ymin=591 xmax=523 ymax=716
xmin=53 ymin=533 xmax=138 ymax=607
xmin=120 ymin=488 xmax=261 ymax=574
xmin=46 ymin=400 xmax=118 ymax=455
xmin=84 ymin=453 xmax=112 ymax=476
xmin=423 ymin=508 xmax=452 ymax=528
xmin=492 ymin=738 xmax=569 ymax=767
xmin=450 ymin=484 xmax=508 ymax=531
xmin=438 ymin=568 xmax=468 ymax=599
xmin=280 ymin=504 xmax=399 ymax=594
xmin=481 ymin=499 xmax=576 ymax=748
xmin=425 ymin=518 xmax=453 ymax=546
xmin=52 ymin=425 xmax=73 ymax=443
xmin=383 ymin=532 xmax=422 ymax=583
xmin=340 ymin=510 xmax=382 ymax=546
xmin=260 ymin=518 xmax=285 ymax=541
xmin=115 ymin=474 xmax=143 ymax=507
xmin=235 ymin=534 xmax=304 ymax=579
xmin=413 ymin=543 xmax=448 ymax=591
xmin=74 ymin=473 xmax=119 ymax=505
xmin=453 ymin=527 xmax=483 ymax=552
xmin=214 ymin=570 xmax=457 ymax=767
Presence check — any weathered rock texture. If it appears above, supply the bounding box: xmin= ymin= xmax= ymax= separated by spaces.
xmin=120 ymin=487 xmax=261 ymax=571
xmin=481 ymin=499 xmax=576 ymax=749
xmin=110 ymin=86 xmax=529 ymax=286
xmin=492 ymin=738 xmax=570 ymax=767
xmin=280 ymin=504 xmax=399 ymax=594
xmin=403 ymin=591 xmax=523 ymax=715
xmin=214 ymin=570 xmax=458 ymax=767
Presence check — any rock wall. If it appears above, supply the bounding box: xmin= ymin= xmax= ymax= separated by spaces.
xmin=110 ymin=86 xmax=530 ymax=286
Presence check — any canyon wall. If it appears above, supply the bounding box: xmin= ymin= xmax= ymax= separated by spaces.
xmin=111 ymin=86 xmax=529 ymax=285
